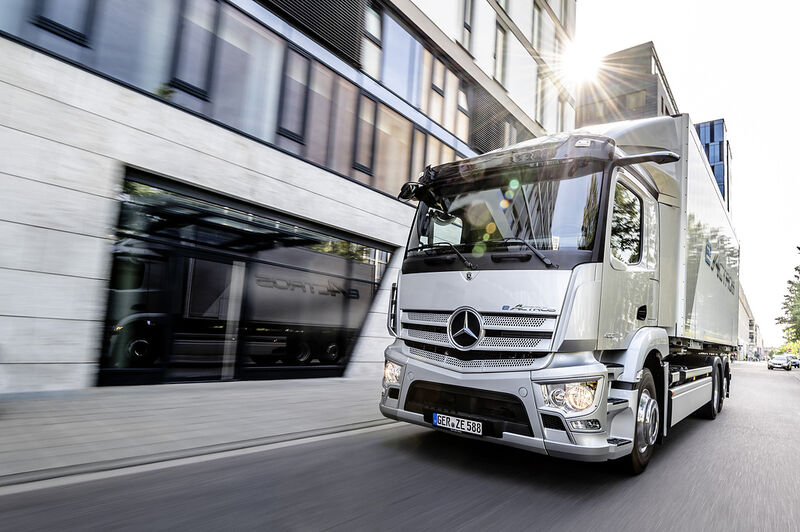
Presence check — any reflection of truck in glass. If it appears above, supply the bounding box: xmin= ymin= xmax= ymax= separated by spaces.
xmin=380 ymin=115 xmax=738 ymax=473
xmin=106 ymin=241 xmax=376 ymax=370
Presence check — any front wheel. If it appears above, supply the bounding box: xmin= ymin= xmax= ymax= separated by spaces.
xmin=625 ymin=369 xmax=659 ymax=475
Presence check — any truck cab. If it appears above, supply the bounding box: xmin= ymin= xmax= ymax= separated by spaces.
xmin=379 ymin=115 xmax=735 ymax=473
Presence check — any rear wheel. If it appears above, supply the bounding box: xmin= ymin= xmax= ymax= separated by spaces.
xmin=625 ymin=369 xmax=659 ymax=475
xmin=699 ymin=362 xmax=720 ymax=419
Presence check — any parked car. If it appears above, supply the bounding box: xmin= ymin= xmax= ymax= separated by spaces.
xmin=768 ymin=355 xmax=792 ymax=371
xmin=787 ymin=354 xmax=800 ymax=368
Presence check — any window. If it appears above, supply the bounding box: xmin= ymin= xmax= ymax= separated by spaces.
xmin=374 ymin=105 xmax=413 ymax=194
xmin=455 ymin=81 xmax=470 ymax=142
xmin=329 ymin=78 xmax=359 ymax=175
xmin=381 ymin=15 xmax=422 ymax=104
xmin=362 ymin=2 xmax=382 ymax=79
xmin=460 ymin=0 xmax=473 ymax=52
xmin=610 ymin=182 xmax=642 ymax=264
xmin=304 ymin=62 xmax=337 ymax=165
xmin=209 ymin=4 xmax=283 ymax=143
xmin=429 ymin=57 xmax=446 ymax=123
xmin=494 ymin=24 xmax=507 ymax=85
xmin=93 ymin=0 xmax=178 ymax=91
xmin=532 ymin=4 xmax=542 ymax=50
xmin=713 ymin=120 xmax=724 ymax=142
xmin=169 ymin=0 xmax=221 ymax=101
xmin=410 ymin=128 xmax=427 ymax=180
xmin=276 ymin=48 xmax=312 ymax=154
xmin=353 ymin=94 xmax=378 ymax=178
xmin=535 ymin=72 xmax=545 ymax=124
xmin=34 ymin=0 xmax=96 ymax=46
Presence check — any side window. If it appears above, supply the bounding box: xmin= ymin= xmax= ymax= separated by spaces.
xmin=610 ymin=181 xmax=642 ymax=264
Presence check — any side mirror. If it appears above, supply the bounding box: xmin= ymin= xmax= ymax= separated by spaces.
xmin=398 ymin=181 xmax=422 ymax=201
xmin=614 ymin=151 xmax=680 ymax=168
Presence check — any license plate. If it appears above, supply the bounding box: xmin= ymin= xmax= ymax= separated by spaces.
xmin=432 ymin=413 xmax=483 ymax=436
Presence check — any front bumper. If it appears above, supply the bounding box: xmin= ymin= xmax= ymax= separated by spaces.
xmin=379 ymin=342 xmax=636 ymax=462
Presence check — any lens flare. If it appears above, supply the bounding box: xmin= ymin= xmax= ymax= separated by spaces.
xmin=500 ymin=199 xmax=510 ymax=209
xmin=486 ymin=222 xmax=497 ymax=234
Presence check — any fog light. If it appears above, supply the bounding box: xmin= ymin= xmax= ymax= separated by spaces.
xmin=383 ymin=360 xmax=403 ymax=389
xmin=569 ymin=419 xmax=601 ymax=431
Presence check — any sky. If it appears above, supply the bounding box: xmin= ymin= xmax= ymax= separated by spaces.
xmin=574 ymin=0 xmax=800 ymax=346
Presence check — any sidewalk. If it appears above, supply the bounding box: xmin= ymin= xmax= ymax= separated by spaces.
xmin=0 ymin=377 xmax=388 ymax=487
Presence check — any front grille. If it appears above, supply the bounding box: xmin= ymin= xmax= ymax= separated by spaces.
xmin=400 ymin=309 xmax=555 ymax=354
xmin=405 ymin=381 xmax=532 ymax=437
xmin=541 ymin=414 xmax=567 ymax=431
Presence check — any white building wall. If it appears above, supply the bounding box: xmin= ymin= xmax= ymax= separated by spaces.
xmin=410 ymin=0 xmax=461 ymax=41
xmin=0 ymin=39 xmax=413 ymax=391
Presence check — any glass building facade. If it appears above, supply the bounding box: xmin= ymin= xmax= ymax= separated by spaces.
xmin=695 ymin=119 xmax=731 ymax=211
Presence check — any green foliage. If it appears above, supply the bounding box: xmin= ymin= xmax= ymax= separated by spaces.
xmin=779 ymin=339 xmax=800 ymax=354
xmin=776 ymin=246 xmax=800 ymax=343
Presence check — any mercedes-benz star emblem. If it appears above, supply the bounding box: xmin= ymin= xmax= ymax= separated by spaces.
xmin=448 ymin=308 xmax=482 ymax=350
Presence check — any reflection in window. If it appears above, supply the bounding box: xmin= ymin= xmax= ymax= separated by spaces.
xmin=354 ymin=95 xmax=377 ymax=175
xmin=381 ymin=15 xmax=421 ymax=105
xmin=305 ymin=62 xmax=336 ymax=165
xmin=93 ymin=0 xmax=178 ymax=92
xmin=171 ymin=0 xmax=219 ymax=94
xmin=410 ymin=129 xmax=427 ymax=180
xmin=329 ymin=78 xmax=359 ymax=175
xmin=104 ymin=178 xmax=392 ymax=379
xmin=210 ymin=5 xmax=283 ymax=143
xmin=362 ymin=2 xmax=382 ymax=78
xmin=277 ymin=48 xmax=311 ymax=153
xmin=374 ymin=105 xmax=412 ymax=195
xmin=610 ymin=182 xmax=642 ymax=264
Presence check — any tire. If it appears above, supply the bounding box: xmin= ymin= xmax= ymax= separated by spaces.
xmin=699 ymin=362 xmax=720 ymax=419
xmin=625 ymin=368 xmax=659 ymax=475
xmin=289 ymin=338 xmax=313 ymax=365
xmin=319 ymin=341 xmax=342 ymax=364
xmin=768 ymin=367 xmax=772 ymax=370
xmin=717 ymin=371 xmax=725 ymax=413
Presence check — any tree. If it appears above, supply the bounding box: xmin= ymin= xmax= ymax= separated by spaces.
xmin=776 ymin=247 xmax=800 ymax=342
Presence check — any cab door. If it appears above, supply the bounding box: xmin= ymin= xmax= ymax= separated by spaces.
xmin=598 ymin=169 xmax=659 ymax=350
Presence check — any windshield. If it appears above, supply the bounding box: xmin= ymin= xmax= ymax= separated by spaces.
xmin=406 ymin=162 xmax=604 ymax=267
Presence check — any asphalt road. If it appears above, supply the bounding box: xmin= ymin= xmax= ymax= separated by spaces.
xmin=1 ymin=361 xmax=799 ymax=531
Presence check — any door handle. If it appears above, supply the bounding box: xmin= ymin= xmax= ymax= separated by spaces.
xmin=636 ymin=305 xmax=647 ymax=321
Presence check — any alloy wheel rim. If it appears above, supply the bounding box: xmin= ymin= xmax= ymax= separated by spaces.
xmin=636 ymin=389 xmax=659 ymax=454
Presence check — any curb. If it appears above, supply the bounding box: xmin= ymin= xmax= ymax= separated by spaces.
xmin=0 ymin=418 xmax=394 ymax=488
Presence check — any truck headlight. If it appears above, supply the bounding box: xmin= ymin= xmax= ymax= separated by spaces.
xmin=383 ymin=360 xmax=403 ymax=388
xmin=540 ymin=379 xmax=600 ymax=414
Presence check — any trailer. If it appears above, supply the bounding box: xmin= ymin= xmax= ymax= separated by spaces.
xmin=379 ymin=114 xmax=737 ymax=473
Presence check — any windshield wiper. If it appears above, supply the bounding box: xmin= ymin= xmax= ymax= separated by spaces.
xmin=407 ymin=242 xmax=478 ymax=270
xmin=491 ymin=237 xmax=557 ymax=269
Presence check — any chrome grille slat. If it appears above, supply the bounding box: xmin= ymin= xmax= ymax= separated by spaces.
xmin=408 ymin=346 xmax=542 ymax=370
xmin=406 ymin=328 xmax=450 ymax=345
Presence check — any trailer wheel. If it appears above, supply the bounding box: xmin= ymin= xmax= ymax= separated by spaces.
xmin=289 ymin=339 xmax=313 ymax=365
xmin=699 ymin=363 xmax=720 ymax=419
xmin=625 ymin=369 xmax=659 ymax=475
xmin=319 ymin=341 xmax=342 ymax=364
xmin=716 ymin=371 xmax=725 ymax=413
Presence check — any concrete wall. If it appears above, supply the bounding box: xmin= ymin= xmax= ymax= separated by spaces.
xmin=0 ymin=39 xmax=414 ymax=392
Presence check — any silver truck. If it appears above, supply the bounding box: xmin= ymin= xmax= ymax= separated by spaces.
xmin=379 ymin=115 xmax=737 ymax=473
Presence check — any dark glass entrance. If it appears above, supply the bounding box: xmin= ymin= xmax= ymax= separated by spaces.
xmin=99 ymin=174 xmax=391 ymax=385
